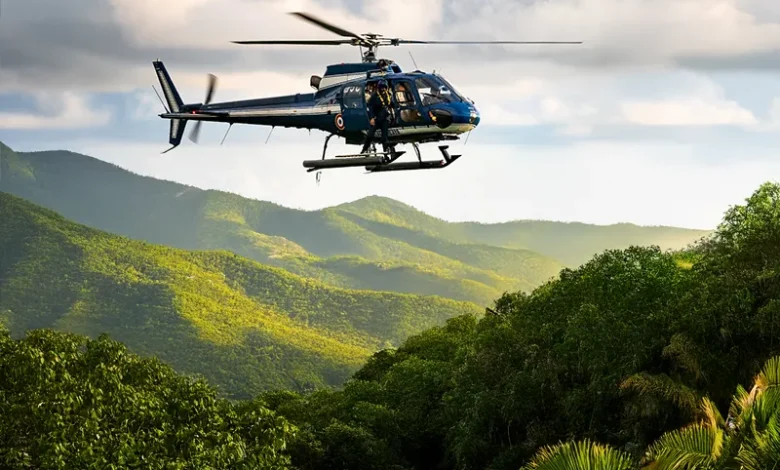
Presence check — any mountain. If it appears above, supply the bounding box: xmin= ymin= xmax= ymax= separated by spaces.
xmin=0 ymin=142 xmax=559 ymax=305
xmin=335 ymin=195 xmax=711 ymax=267
xmin=0 ymin=191 xmax=481 ymax=398
xmin=0 ymin=142 xmax=708 ymax=304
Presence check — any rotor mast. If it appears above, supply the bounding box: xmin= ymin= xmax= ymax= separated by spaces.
xmin=231 ymin=11 xmax=582 ymax=64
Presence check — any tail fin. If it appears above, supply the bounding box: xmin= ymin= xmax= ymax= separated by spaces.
xmin=153 ymin=60 xmax=187 ymax=151
xmin=153 ymin=60 xmax=183 ymax=112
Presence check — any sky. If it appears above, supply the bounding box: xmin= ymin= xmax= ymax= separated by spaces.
xmin=1 ymin=0 xmax=780 ymax=230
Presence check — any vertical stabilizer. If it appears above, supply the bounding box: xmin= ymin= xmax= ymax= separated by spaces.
xmin=153 ymin=60 xmax=188 ymax=151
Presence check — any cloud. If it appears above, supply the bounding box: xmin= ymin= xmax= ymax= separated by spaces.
xmin=2 ymin=0 xmax=780 ymax=146
xmin=620 ymin=99 xmax=758 ymax=127
xmin=0 ymin=92 xmax=111 ymax=129
xmin=4 ymin=0 xmax=780 ymax=95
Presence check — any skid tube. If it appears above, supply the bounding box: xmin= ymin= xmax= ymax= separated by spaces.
xmin=303 ymin=150 xmax=406 ymax=172
xmin=366 ymin=145 xmax=461 ymax=173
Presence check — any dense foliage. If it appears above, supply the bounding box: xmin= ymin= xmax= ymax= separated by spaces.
xmin=0 ymin=191 xmax=480 ymax=398
xmin=252 ymin=182 xmax=780 ymax=470
xmin=0 ymin=326 xmax=294 ymax=469
xmin=2 ymin=180 xmax=775 ymax=469
xmin=0 ymin=141 xmax=705 ymax=305
xmin=522 ymin=355 xmax=780 ymax=469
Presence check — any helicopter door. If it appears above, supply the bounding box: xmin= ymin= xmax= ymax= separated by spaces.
xmin=340 ymin=84 xmax=366 ymax=130
xmin=390 ymin=79 xmax=423 ymax=126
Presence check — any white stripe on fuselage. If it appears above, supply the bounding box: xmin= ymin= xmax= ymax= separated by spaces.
xmin=318 ymin=73 xmax=368 ymax=90
xmin=227 ymin=104 xmax=341 ymax=117
xmin=365 ymin=123 xmax=475 ymax=136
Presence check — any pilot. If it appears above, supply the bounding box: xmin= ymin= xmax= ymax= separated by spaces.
xmin=361 ymin=79 xmax=395 ymax=154
xmin=394 ymin=83 xmax=416 ymax=122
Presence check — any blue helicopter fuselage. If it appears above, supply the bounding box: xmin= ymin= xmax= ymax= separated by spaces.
xmin=154 ymin=60 xmax=480 ymax=148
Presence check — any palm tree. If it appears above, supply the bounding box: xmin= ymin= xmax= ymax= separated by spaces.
xmin=520 ymin=356 xmax=780 ymax=470
xmin=641 ymin=396 xmax=737 ymax=469
xmin=641 ymin=356 xmax=780 ymax=469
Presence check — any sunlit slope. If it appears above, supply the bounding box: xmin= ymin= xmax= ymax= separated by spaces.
xmin=335 ymin=195 xmax=711 ymax=267
xmin=0 ymin=192 xmax=481 ymax=398
xmin=0 ymin=143 xmax=565 ymax=304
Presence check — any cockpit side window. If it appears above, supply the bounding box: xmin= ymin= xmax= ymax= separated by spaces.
xmin=392 ymin=80 xmax=423 ymax=123
xmin=393 ymin=81 xmax=416 ymax=107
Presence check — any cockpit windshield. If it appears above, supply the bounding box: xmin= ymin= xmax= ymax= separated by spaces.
xmin=436 ymin=75 xmax=470 ymax=104
xmin=413 ymin=75 xmax=462 ymax=105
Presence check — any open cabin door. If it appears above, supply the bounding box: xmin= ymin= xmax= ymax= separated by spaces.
xmin=340 ymin=84 xmax=366 ymax=131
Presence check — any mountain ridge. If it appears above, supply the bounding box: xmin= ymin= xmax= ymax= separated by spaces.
xmin=0 ymin=142 xmax=568 ymax=304
xmin=0 ymin=141 xmax=708 ymax=297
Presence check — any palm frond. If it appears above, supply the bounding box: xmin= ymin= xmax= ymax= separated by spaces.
xmin=700 ymin=397 xmax=725 ymax=430
xmin=737 ymin=413 xmax=780 ymax=470
xmin=522 ymin=439 xmax=637 ymax=470
xmin=642 ymin=424 xmax=725 ymax=469
xmin=621 ymin=372 xmax=700 ymax=416
xmin=755 ymin=356 xmax=780 ymax=393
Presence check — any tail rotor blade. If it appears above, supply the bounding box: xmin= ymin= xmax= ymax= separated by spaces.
xmin=189 ymin=121 xmax=202 ymax=143
xmin=190 ymin=74 xmax=217 ymax=144
xmin=204 ymin=73 xmax=217 ymax=105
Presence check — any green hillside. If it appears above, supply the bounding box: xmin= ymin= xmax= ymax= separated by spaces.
xmin=256 ymin=182 xmax=780 ymax=470
xmin=5 ymin=181 xmax=775 ymax=470
xmin=0 ymin=142 xmax=563 ymax=306
xmin=0 ymin=141 xmax=706 ymax=306
xmin=335 ymin=195 xmax=711 ymax=266
xmin=0 ymin=191 xmax=481 ymax=398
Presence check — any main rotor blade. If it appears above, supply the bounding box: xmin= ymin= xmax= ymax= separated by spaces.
xmin=289 ymin=11 xmax=368 ymax=42
xmin=231 ymin=39 xmax=352 ymax=45
xmin=395 ymin=40 xmax=583 ymax=44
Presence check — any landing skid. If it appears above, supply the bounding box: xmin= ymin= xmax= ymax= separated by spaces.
xmin=302 ymin=137 xmax=461 ymax=174
xmin=366 ymin=144 xmax=460 ymax=173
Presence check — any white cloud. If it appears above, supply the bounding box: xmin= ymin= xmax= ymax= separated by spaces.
xmin=0 ymin=92 xmax=111 ymax=129
xmin=475 ymin=104 xmax=538 ymax=126
xmin=105 ymin=0 xmax=780 ymax=69
xmin=621 ymin=99 xmax=759 ymax=126
xmin=109 ymin=0 xmax=444 ymax=51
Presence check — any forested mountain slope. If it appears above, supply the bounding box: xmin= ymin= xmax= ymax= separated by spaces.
xmin=0 ymin=191 xmax=480 ymax=398
xmin=4 ymin=181 xmax=773 ymax=470
xmin=335 ymin=195 xmax=710 ymax=266
xmin=256 ymin=182 xmax=780 ymax=470
xmin=0 ymin=141 xmax=706 ymax=304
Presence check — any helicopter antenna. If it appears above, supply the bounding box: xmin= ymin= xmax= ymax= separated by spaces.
xmin=152 ymin=85 xmax=169 ymax=113
xmin=408 ymin=51 xmax=419 ymax=69
xmin=231 ymin=11 xmax=582 ymax=63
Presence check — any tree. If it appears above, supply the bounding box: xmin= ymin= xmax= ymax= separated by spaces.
xmin=0 ymin=328 xmax=294 ymax=469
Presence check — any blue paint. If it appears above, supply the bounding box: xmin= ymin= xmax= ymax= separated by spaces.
xmin=151 ymin=60 xmax=478 ymax=152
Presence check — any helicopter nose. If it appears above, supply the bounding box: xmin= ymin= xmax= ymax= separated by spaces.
xmin=468 ymin=105 xmax=480 ymax=127
xmin=429 ymin=104 xmax=480 ymax=129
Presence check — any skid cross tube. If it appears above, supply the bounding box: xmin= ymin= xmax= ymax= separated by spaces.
xmin=366 ymin=145 xmax=461 ymax=173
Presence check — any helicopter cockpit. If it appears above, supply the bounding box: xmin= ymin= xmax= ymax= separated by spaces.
xmin=412 ymin=75 xmax=464 ymax=106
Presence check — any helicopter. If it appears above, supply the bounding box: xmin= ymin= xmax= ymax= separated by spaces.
xmin=152 ymin=11 xmax=581 ymax=174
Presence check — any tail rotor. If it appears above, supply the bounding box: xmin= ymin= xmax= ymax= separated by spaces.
xmin=189 ymin=73 xmax=218 ymax=143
